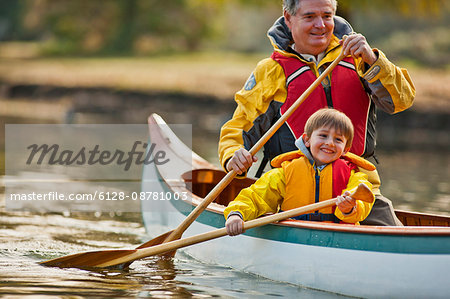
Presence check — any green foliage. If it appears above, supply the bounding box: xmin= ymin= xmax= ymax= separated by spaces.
xmin=338 ymin=0 xmax=447 ymax=16
xmin=16 ymin=0 xmax=224 ymax=55
xmin=0 ymin=0 xmax=23 ymax=40
xmin=1 ymin=0 xmax=448 ymax=62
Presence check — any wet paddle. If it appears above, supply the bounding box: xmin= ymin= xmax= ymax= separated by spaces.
xmin=136 ymin=49 xmax=347 ymax=250
xmin=40 ymin=183 xmax=372 ymax=269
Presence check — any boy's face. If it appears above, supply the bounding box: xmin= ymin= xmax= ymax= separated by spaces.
xmin=304 ymin=126 xmax=349 ymax=166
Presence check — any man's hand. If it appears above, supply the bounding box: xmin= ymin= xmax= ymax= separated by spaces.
xmin=226 ymin=148 xmax=258 ymax=175
xmin=226 ymin=214 xmax=245 ymax=236
xmin=340 ymin=33 xmax=377 ymax=66
xmin=336 ymin=190 xmax=357 ymax=214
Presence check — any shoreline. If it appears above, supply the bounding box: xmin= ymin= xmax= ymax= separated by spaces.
xmin=0 ymin=55 xmax=449 ymax=114
xmin=0 ymin=81 xmax=449 ymax=153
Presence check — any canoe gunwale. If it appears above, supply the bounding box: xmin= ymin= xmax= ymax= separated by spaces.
xmin=183 ymin=183 xmax=450 ymax=236
xmin=147 ymin=113 xmax=450 ymax=238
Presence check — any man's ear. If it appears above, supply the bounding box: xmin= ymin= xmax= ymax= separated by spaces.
xmin=283 ymin=10 xmax=293 ymax=30
xmin=302 ymin=133 xmax=310 ymax=147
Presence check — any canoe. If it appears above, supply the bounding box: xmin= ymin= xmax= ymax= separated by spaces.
xmin=141 ymin=113 xmax=450 ymax=298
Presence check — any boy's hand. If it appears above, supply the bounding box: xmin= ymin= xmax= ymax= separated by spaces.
xmin=336 ymin=191 xmax=357 ymax=214
xmin=226 ymin=214 xmax=245 ymax=236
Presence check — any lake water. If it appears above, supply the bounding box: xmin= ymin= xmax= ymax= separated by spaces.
xmin=0 ymin=212 xmax=342 ymax=298
xmin=0 ymin=93 xmax=449 ymax=298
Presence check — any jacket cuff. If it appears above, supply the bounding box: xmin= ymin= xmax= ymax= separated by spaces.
xmin=362 ymin=49 xmax=387 ymax=83
xmin=227 ymin=211 xmax=244 ymax=220
xmin=223 ymin=157 xmax=231 ymax=172
xmin=341 ymin=206 xmax=356 ymax=216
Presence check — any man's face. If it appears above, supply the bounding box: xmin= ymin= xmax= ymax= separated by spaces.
xmin=284 ymin=0 xmax=335 ymax=56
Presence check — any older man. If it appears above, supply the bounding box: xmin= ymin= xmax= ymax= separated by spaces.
xmin=218 ymin=0 xmax=415 ymax=226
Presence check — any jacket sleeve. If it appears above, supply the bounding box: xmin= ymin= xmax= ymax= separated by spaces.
xmin=334 ymin=170 xmax=374 ymax=224
xmin=218 ymin=57 xmax=287 ymax=170
xmin=223 ymin=168 xmax=286 ymax=221
xmin=356 ymin=49 xmax=416 ymax=114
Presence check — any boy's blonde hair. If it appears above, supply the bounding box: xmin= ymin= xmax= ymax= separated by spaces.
xmin=304 ymin=108 xmax=354 ymax=149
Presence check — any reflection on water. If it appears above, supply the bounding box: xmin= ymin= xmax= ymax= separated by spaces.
xmin=376 ymin=150 xmax=450 ymax=216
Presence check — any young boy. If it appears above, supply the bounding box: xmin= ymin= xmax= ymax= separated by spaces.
xmin=225 ymin=108 xmax=375 ymax=236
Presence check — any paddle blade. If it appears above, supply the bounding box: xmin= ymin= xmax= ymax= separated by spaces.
xmin=40 ymin=249 xmax=137 ymax=269
xmin=136 ymin=230 xmax=175 ymax=249
xmin=40 ymin=230 xmax=181 ymax=269
xmin=353 ymin=183 xmax=374 ymax=203
xmin=124 ymin=230 xmax=177 ymax=267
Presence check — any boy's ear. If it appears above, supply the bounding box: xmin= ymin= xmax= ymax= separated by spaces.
xmin=302 ymin=133 xmax=310 ymax=147
xmin=343 ymin=146 xmax=351 ymax=155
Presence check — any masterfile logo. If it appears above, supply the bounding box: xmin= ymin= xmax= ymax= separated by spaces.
xmin=25 ymin=141 xmax=169 ymax=171
xmin=4 ymin=124 xmax=192 ymax=213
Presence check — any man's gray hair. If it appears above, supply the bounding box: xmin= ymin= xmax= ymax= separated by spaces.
xmin=283 ymin=0 xmax=337 ymax=16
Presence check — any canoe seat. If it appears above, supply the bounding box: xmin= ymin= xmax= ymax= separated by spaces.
xmin=395 ymin=210 xmax=450 ymax=227
xmin=181 ymin=169 xmax=255 ymax=207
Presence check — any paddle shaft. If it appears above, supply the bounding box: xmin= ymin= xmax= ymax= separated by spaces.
xmin=96 ymin=183 xmax=372 ymax=267
xmin=98 ymin=199 xmax=338 ymax=266
xmin=165 ymin=51 xmax=346 ymax=243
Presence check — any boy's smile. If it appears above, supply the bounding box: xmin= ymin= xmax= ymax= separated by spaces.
xmin=304 ymin=126 xmax=349 ymax=166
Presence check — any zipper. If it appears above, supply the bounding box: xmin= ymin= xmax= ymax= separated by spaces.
xmin=314 ymin=167 xmax=320 ymax=214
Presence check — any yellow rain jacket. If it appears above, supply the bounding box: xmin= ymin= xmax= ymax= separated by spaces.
xmin=224 ymin=149 xmax=375 ymax=225
xmin=219 ymin=17 xmax=415 ymax=180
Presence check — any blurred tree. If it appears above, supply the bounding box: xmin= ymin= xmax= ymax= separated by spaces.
xmin=108 ymin=0 xmax=137 ymax=53
xmin=2 ymin=0 xmax=448 ymax=56
xmin=18 ymin=0 xmax=225 ymax=55
xmin=21 ymin=0 xmax=118 ymax=54
xmin=0 ymin=0 xmax=22 ymax=40
xmin=337 ymin=0 xmax=447 ymax=21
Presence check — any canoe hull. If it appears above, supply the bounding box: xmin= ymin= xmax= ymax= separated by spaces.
xmin=141 ymin=114 xmax=450 ymax=298
xmin=142 ymin=184 xmax=450 ymax=298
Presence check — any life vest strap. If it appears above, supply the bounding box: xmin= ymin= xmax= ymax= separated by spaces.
xmin=289 ymin=212 xmax=340 ymax=223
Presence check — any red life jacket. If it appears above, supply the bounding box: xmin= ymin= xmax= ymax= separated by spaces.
xmin=271 ymin=52 xmax=370 ymax=156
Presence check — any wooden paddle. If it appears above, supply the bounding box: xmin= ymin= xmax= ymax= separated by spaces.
xmin=135 ymin=50 xmax=347 ymax=252
xmin=40 ymin=183 xmax=372 ymax=269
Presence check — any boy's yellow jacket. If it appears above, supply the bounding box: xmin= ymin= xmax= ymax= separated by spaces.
xmin=224 ymin=150 xmax=375 ymax=224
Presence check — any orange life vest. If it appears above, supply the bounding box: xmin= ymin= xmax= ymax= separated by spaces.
xmin=271 ymin=151 xmax=375 ymax=221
